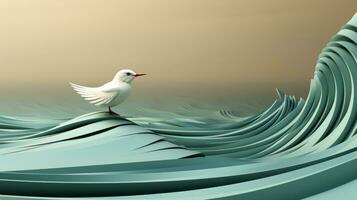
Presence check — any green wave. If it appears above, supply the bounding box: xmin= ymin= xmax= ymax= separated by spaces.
xmin=0 ymin=13 xmax=357 ymax=200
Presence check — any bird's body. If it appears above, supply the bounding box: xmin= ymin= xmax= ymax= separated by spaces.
xmin=70 ymin=69 xmax=146 ymax=113
xmin=101 ymin=81 xmax=132 ymax=107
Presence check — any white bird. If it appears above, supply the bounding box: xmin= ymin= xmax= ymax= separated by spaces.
xmin=70 ymin=69 xmax=146 ymax=113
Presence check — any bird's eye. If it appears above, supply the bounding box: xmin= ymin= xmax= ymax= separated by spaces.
xmin=126 ymin=72 xmax=131 ymax=76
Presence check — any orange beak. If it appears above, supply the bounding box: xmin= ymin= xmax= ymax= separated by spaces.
xmin=134 ymin=73 xmax=146 ymax=77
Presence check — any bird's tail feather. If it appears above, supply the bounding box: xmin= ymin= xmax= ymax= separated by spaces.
xmin=69 ymin=82 xmax=95 ymax=98
xmin=69 ymin=82 xmax=115 ymax=106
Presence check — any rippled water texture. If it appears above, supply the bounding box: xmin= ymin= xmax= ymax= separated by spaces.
xmin=1 ymin=13 xmax=357 ymax=200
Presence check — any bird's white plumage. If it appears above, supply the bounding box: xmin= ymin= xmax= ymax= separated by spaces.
xmin=70 ymin=69 xmax=142 ymax=110
xmin=70 ymin=83 xmax=118 ymax=106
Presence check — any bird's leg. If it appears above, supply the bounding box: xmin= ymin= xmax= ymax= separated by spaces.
xmin=108 ymin=107 xmax=119 ymax=115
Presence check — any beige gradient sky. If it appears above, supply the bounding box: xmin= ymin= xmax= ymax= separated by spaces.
xmin=0 ymin=0 xmax=356 ymax=98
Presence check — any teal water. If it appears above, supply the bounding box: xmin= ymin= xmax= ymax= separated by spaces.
xmin=0 ymin=13 xmax=357 ymax=199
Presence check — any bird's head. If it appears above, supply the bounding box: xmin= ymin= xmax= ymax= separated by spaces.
xmin=115 ymin=69 xmax=146 ymax=83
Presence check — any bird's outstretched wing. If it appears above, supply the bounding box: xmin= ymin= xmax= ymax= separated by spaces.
xmin=70 ymin=83 xmax=117 ymax=106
